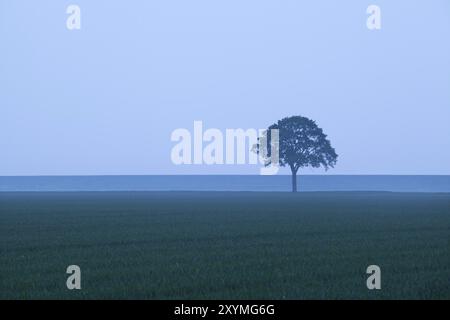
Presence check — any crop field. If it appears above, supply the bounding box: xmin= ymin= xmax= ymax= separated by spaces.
xmin=0 ymin=191 xmax=449 ymax=299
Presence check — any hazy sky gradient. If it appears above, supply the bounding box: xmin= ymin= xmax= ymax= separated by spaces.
xmin=1 ymin=0 xmax=449 ymax=175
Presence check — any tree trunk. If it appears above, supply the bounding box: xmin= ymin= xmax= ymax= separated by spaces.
xmin=291 ymin=170 xmax=297 ymax=192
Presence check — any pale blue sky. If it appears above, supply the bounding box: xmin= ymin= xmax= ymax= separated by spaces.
xmin=1 ymin=0 xmax=449 ymax=175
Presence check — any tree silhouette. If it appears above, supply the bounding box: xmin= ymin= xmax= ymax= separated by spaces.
xmin=256 ymin=116 xmax=338 ymax=192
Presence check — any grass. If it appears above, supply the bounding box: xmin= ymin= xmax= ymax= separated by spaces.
xmin=0 ymin=191 xmax=449 ymax=299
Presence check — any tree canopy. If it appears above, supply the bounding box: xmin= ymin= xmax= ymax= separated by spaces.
xmin=257 ymin=116 xmax=338 ymax=191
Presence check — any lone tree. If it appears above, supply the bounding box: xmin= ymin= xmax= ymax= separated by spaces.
xmin=256 ymin=116 xmax=338 ymax=192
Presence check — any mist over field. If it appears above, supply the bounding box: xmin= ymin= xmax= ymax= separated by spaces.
xmin=1 ymin=191 xmax=449 ymax=299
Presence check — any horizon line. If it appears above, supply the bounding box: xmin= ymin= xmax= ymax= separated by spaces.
xmin=1 ymin=174 xmax=450 ymax=177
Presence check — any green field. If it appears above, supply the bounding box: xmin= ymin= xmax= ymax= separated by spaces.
xmin=1 ymin=191 xmax=449 ymax=299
